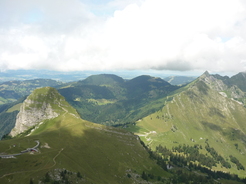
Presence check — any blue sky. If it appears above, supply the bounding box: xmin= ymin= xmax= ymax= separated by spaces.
xmin=0 ymin=0 xmax=246 ymax=76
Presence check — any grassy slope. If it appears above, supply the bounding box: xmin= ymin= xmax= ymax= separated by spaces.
xmin=127 ymin=80 xmax=246 ymax=177
xmin=0 ymin=89 xmax=168 ymax=183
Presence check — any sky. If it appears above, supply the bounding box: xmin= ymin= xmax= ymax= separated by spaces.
xmin=1 ymin=0 xmax=246 ymax=76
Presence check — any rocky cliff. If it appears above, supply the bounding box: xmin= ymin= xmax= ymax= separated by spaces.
xmin=9 ymin=87 xmax=66 ymax=137
xmin=199 ymin=71 xmax=246 ymax=104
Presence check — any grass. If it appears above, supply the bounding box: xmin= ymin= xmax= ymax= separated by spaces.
xmin=6 ymin=103 xmax=22 ymax=112
xmin=0 ymin=106 xmax=169 ymax=183
xmin=87 ymin=98 xmax=116 ymax=105
xmin=127 ymin=81 xmax=246 ymax=178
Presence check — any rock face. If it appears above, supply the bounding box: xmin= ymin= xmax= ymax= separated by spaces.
xmin=10 ymin=87 xmax=62 ymax=137
xmin=199 ymin=71 xmax=246 ymax=103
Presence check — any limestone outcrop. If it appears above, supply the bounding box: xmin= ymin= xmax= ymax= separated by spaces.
xmin=10 ymin=87 xmax=61 ymax=137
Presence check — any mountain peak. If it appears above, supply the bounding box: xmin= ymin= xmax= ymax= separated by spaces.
xmin=9 ymin=87 xmax=72 ymax=137
xmin=197 ymin=71 xmax=212 ymax=83
xmin=202 ymin=71 xmax=210 ymax=77
xmin=80 ymin=74 xmax=124 ymax=86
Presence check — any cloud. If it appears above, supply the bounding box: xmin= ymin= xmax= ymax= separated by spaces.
xmin=1 ymin=0 xmax=246 ymax=73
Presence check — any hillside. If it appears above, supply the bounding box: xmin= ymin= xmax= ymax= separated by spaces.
xmin=59 ymin=74 xmax=179 ymax=125
xmin=0 ymin=74 xmax=179 ymax=127
xmin=0 ymin=75 xmax=246 ymax=183
xmin=0 ymin=87 xmax=168 ymax=183
xmin=127 ymin=72 xmax=246 ymax=178
xmin=0 ymin=74 xmax=178 ymax=139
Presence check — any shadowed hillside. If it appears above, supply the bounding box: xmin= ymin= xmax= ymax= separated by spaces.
xmin=0 ymin=87 xmax=168 ymax=183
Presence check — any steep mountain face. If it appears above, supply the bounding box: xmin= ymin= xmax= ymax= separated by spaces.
xmin=200 ymin=71 xmax=246 ymax=104
xmin=9 ymin=87 xmax=67 ymax=137
xmin=0 ymin=87 xmax=168 ymax=183
xmin=130 ymin=72 xmax=246 ymax=177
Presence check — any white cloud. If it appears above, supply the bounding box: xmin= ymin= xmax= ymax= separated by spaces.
xmin=1 ymin=0 xmax=246 ymax=73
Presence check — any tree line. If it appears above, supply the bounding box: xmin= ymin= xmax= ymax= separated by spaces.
xmin=139 ymin=140 xmax=246 ymax=183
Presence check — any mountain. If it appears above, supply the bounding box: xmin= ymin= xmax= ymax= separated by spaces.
xmin=0 ymin=87 xmax=168 ymax=183
xmin=0 ymin=79 xmax=62 ymax=104
xmin=0 ymin=74 xmax=179 ymax=127
xmin=125 ymin=75 xmax=173 ymax=99
xmin=0 ymin=74 xmax=178 ymax=139
xmin=1 ymin=74 xmax=246 ymax=183
xmin=126 ymin=71 xmax=246 ymax=178
xmin=9 ymin=87 xmax=63 ymax=137
xmin=77 ymin=74 xmax=127 ymax=100
xmin=230 ymin=72 xmax=246 ymax=92
xmin=0 ymin=97 xmax=26 ymax=139
xmin=201 ymin=72 xmax=246 ymax=105
xmin=79 ymin=74 xmax=125 ymax=86
xmin=164 ymin=76 xmax=197 ymax=85
xmin=59 ymin=74 xmax=179 ymax=125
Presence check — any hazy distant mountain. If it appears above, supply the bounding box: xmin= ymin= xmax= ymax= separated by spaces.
xmin=164 ymin=76 xmax=197 ymax=85
xmin=0 ymin=70 xmax=89 ymax=82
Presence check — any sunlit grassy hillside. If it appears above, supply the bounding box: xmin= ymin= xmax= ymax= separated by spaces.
xmin=127 ymin=78 xmax=246 ymax=178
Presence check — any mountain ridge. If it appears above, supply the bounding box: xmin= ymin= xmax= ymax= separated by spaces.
xmin=127 ymin=71 xmax=246 ymax=177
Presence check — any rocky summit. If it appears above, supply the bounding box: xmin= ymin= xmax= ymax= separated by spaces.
xmin=9 ymin=87 xmax=67 ymax=137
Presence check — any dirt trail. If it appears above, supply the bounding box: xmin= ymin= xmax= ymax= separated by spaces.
xmin=0 ymin=148 xmax=64 ymax=179
xmin=51 ymin=148 xmax=64 ymax=167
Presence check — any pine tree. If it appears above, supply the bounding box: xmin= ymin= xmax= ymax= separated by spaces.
xmin=29 ymin=178 xmax=34 ymax=184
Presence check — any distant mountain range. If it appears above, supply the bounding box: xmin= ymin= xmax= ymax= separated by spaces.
xmin=0 ymin=69 xmax=195 ymax=83
xmin=0 ymin=70 xmax=90 ymax=82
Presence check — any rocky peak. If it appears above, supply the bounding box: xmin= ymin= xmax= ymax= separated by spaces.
xmin=198 ymin=71 xmax=229 ymax=91
xmin=202 ymin=70 xmax=210 ymax=77
xmin=9 ymin=87 xmax=65 ymax=137
xmin=197 ymin=72 xmax=246 ymax=103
